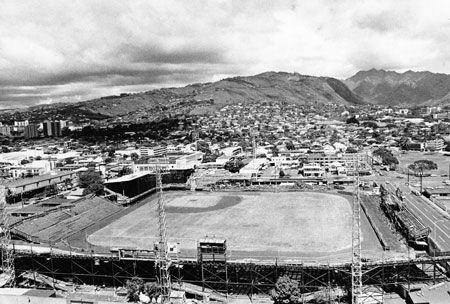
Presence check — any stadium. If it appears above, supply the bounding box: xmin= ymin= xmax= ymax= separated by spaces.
xmin=87 ymin=190 xmax=384 ymax=263
xmin=10 ymin=182 xmax=444 ymax=301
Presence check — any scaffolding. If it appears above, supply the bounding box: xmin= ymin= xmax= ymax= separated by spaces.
xmin=0 ymin=186 xmax=14 ymax=287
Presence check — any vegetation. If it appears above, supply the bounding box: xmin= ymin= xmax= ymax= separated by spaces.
xmin=79 ymin=169 xmax=104 ymax=195
xmin=346 ymin=116 xmax=360 ymax=125
xmin=117 ymin=166 xmax=133 ymax=177
xmin=373 ymin=147 xmax=399 ymax=168
xmin=408 ymin=159 xmax=438 ymax=171
xmin=224 ymin=158 xmax=245 ymax=173
xmin=125 ymin=277 xmax=160 ymax=302
xmin=271 ymin=276 xmax=301 ymax=304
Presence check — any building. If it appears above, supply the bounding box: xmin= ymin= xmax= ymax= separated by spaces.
xmin=306 ymin=152 xmax=367 ymax=169
xmin=43 ymin=120 xmax=62 ymax=137
xmin=425 ymin=138 xmax=445 ymax=151
xmin=300 ymin=163 xmax=325 ymax=177
xmin=0 ymin=125 xmax=11 ymax=136
xmin=139 ymin=145 xmax=168 ymax=157
xmin=133 ymin=152 xmax=203 ymax=172
xmin=14 ymin=120 xmax=29 ymax=127
xmin=24 ymin=124 xmax=39 ymax=139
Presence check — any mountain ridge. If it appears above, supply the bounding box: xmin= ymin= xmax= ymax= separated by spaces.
xmin=345 ymin=68 xmax=450 ymax=106
xmin=24 ymin=71 xmax=364 ymax=120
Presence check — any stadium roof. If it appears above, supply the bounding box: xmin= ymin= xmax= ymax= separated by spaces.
xmin=105 ymin=172 xmax=151 ymax=184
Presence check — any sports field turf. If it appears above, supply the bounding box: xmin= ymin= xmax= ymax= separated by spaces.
xmin=88 ymin=191 xmax=383 ymax=261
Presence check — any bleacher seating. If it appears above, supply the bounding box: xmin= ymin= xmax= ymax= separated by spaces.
xmin=13 ymin=196 xmax=122 ymax=244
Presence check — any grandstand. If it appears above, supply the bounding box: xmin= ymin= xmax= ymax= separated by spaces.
xmin=11 ymin=196 xmax=122 ymax=244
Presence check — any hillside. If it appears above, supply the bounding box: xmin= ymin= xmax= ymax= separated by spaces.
xmin=345 ymin=69 xmax=450 ymax=106
xmin=28 ymin=72 xmax=364 ymax=121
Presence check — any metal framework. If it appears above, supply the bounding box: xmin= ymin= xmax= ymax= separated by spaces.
xmin=13 ymin=247 xmax=450 ymax=302
xmin=155 ymin=161 xmax=171 ymax=301
xmin=0 ymin=186 xmax=14 ymax=287
xmin=351 ymin=163 xmax=363 ymax=304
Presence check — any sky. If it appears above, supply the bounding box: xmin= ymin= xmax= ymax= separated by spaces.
xmin=2 ymin=0 xmax=450 ymax=109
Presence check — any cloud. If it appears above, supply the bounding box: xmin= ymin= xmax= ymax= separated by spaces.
xmin=2 ymin=0 xmax=450 ymax=108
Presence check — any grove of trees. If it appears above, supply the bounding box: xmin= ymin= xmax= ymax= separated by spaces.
xmin=78 ymin=169 xmax=104 ymax=195
xmin=408 ymin=159 xmax=438 ymax=171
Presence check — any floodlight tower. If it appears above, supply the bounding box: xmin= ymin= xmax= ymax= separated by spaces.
xmin=351 ymin=162 xmax=362 ymax=304
xmin=155 ymin=160 xmax=171 ymax=301
xmin=0 ymin=186 xmax=14 ymax=287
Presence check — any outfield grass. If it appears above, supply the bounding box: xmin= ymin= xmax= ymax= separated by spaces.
xmin=88 ymin=191 xmax=384 ymax=261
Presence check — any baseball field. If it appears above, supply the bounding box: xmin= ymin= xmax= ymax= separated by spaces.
xmin=88 ymin=191 xmax=383 ymax=262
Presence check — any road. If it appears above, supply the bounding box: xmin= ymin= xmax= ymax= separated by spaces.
xmin=365 ymin=173 xmax=450 ymax=253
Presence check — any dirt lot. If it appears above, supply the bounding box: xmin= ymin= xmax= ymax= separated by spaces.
xmin=88 ymin=191 xmax=383 ymax=262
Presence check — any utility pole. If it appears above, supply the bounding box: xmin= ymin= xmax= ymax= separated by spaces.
xmin=155 ymin=160 xmax=171 ymax=302
xmin=351 ymin=162 xmax=362 ymax=304
xmin=192 ymin=131 xmax=199 ymax=152
xmin=420 ymin=168 xmax=423 ymax=193
xmin=0 ymin=186 xmax=14 ymax=287
xmin=251 ymin=130 xmax=257 ymax=161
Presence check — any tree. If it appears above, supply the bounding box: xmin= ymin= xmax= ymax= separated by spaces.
xmin=279 ymin=170 xmax=286 ymax=178
xmin=224 ymin=159 xmax=245 ymax=173
xmin=285 ymin=141 xmax=295 ymax=150
xmin=125 ymin=277 xmax=160 ymax=302
xmin=373 ymin=148 xmax=399 ymax=168
xmin=271 ymin=276 xmax=301 ymax=304
xmin=125 ymin=277 xmax=144 ymax=302
xmin=346 ymin=147 xmax=358 ymax=153
xmin=142 ymin=282 xmax=160 ymax=300
xmin=20 ymin=159 xmax=30 ymax=165
xmin=361 ymin=121 xmax=378 ymax=129
xmin=130 ymin=152 xmax=139 ymax=160
xmin=346 ymin=116 xmax=360 ymax=125
xmin=408 ymin=160 xmax=438 ymax=171
xmin=118 ymin=166 xmax=133 ymax=177
xmin=79 ymin=169 xmax=104 ymax=195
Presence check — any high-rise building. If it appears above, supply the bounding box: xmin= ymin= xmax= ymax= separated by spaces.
xmin=43 ymin=120 xmax=62 ymax=137
xmin=24 ymin=124 xmax=39 ymax=139
xmin=0 ymin=125 xmax=11 ymax=137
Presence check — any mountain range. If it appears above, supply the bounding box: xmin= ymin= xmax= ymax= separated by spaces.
xmin=345 ymin=69 xmax=450 ymax=106
xmin=7 ymin=69 xmax=450 ymax=120
xmin=25 ymin=72 xmax=365 ymax=120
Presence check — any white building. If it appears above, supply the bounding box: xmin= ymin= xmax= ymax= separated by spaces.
xmin=133 ymin=152 xmax=204 ymax=173
xmin=300 ymin=163 xmax=325 ymax=177
xmin=425 ymin=139 xmax=445 ymax=151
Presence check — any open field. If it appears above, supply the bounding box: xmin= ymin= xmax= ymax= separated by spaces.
xmin=88 ymin=191 xmax=384 ymax=262
xmin=396 ymin=151 xmax=450 ymax=188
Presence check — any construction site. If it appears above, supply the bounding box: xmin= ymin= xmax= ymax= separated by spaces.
xmin=1 ymin=163 xmax=450 ymax=304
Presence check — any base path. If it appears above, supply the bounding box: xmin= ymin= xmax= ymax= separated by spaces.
xmin=88 ymin=191 xmax=383 ymax=262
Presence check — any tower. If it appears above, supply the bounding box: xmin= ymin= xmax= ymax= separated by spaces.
xmin=351 ymin=162 xmax=362 ymax=304
xmin=0 ymin=186 xmax=14 ymax=287
xmin=155 ymin=161 xmax=171 ymax=301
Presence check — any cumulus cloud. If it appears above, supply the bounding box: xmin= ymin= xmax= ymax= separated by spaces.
xmin=2 ymin=0 xmax=450 ymax=108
